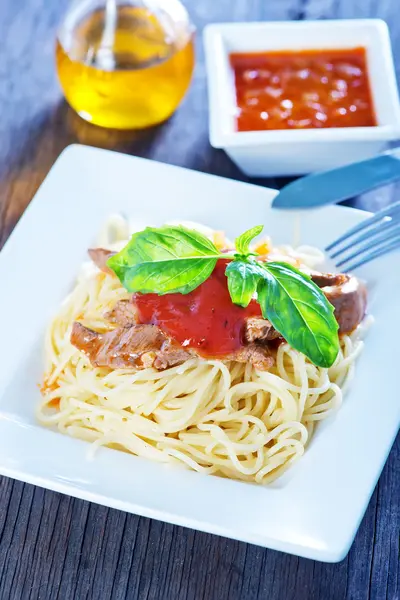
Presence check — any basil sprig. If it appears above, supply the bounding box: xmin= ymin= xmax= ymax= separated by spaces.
xmin=235 ymin=225 xmax=264 ymax=256
xmin=108 ymin=224 xmax=339 ymax=367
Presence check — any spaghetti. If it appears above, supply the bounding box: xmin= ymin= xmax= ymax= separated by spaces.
xmin=37 ymin=219 xmax=365 ymax=484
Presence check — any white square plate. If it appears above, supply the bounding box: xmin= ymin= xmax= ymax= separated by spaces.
xmin=0 ymin=145 xmax=399 ymax=562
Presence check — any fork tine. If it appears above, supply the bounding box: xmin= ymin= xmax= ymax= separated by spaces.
xmin=333 ymin=221 xmax=400 ymax=265
xmin=325 ymin=200 xmax=400 ymax=252
xmin=336 ymin=231 xmax=400 ymax=268
xmin=341 ymin=236 xmax=400 ymax=271
xmin=330 ymin=217 xmax=398 ymax=259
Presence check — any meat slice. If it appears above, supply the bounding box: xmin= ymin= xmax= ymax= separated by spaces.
xmin=71 ymin=320 xmax=275 ymax=371
xmin=227 ymin=344 xmax=274 ymax=371
xmin=105 ymin=299 xmax=137 ymax=327
xmin=244 ymin=317 xmax=280 ymax=343
xmin=70 ymin=322 xmax=191 ymax=370
xmin=310 ymin=272 xmax=348 ymax=288
xmin=88 ymin=248 xmax=116 ymax=275
xmin=310 ymin=270 xmax=367 ymax=333
xmin=321 ymin=275 xmax=367 ymax=334
xmin=153 ymin=345 xmax=195 ymax=370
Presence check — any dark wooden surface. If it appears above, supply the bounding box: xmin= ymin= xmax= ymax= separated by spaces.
xmin=0 ymin=1 xmax=399 ymax=598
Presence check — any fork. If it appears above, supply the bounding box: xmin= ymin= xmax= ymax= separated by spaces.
xmin=325 ymin=200 xmax=400 ymax=271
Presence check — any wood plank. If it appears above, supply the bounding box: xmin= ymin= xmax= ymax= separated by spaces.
xmin=0 ymin=0 xmax=398 ymax=599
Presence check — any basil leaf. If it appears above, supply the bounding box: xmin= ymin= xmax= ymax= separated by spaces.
xmin=258 ymin=262 xmax=339 ymax=368
xmin=108 ymin=226 xmax=220 ymax=294
xmin=235 ymin=225 xmax=264 ymax=256
xmin=114 ymin=258 xmax=218 ymax=295
xmin=225 ymin=260 xmax=264 ymax=307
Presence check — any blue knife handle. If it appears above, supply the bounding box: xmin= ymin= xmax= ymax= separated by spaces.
xmin=272 ymin=146 xmax=400 ymax=209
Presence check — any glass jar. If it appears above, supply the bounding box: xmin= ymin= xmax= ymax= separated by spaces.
xmin=56 ymin=0 xmax=195 ymax=129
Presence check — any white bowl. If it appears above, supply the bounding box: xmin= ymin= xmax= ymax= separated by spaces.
xmin=204 ymin=19 xmax=400 ymax=176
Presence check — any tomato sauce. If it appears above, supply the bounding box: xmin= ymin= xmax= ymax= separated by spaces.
xmin=134 ymin=260 xmax=261 ymax=356
xmin=230 ymin=47 xmax=377 ymax=131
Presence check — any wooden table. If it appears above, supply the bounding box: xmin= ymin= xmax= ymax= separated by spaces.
xmin=0 ymin=1 xmax=399 ymax=598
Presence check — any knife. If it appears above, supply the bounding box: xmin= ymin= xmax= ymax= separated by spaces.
xmin=271 ymin=146 xmax=400 ymax=209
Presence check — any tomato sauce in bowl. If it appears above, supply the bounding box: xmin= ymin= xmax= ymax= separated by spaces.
xmin=230 ymin=47 xmax=377 ymax=131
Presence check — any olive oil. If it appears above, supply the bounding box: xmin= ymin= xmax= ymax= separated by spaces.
xmin=56 ymin=2 xmax=195 ymax=129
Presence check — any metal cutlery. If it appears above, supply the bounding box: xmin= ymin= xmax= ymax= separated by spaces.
xmin=326 ymin=200 xmax=400 ymax=271
xmin=272 ymin=146 xmax=400 ymax=210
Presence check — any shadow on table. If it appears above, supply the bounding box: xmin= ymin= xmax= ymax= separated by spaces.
xmin=1 ymin=97 xmax=294 ymax=198
xmin=1 ymin=99 xmax=173 ymax=181
xmin=182 ymin=140 xmax=294 ymax=191
xmin=68 ymin=110 xmax=297 ymax=193
xmin=4 ymin=99 xmax=390 ymax=222
xmin=65 ymin=106 xmax=168 ymax=157
xmin=184 ymin=141 xmax=400 ymax=212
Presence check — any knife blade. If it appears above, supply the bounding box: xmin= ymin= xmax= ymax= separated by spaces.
xmin=271 ymin=146 xmax=400 ymax=209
